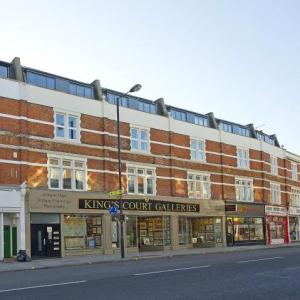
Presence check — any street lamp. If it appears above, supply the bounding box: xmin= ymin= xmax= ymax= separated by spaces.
xmin=116 ymin=84 xmax=142 ymax=259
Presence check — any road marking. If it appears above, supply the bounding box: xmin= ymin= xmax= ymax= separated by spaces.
xmin=237 ymin=256 xmax=283 ymax=264
xmin=0 ymin=280 xmax=87 ymax=293
xmin=134 ymin=265 xmax=211 ymax=276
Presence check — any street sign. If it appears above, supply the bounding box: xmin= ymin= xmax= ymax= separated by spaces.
xmin=109 ymin=205 xmax=118 ymax=216
xmin=109 ymin=189 xmax=123 ymax=196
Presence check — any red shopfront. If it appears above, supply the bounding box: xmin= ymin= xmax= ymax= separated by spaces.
xmin=265 ymin=205 xmax=289 ymax=245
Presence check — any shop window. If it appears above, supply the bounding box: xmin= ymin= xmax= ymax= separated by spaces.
xmin=189 ymin=217 xmax=215 ymax=247
xmin=269 ymin=216 xmax=284 ymax=240
xmin=63 ymin=215 xmax=102 ymax=251
xmin=187 ymin=173 xmax=211 ymax=199
xmin=138 ymin=216 xmax=170 ymax=249
xmin=178 ymin=217 xmax=190 ymax=245
xmin=289 ymin=217 xmax=300 ymax=241
xmin=127 ymin=166 xmax=155 ymax=195
xmin=190 ymin=138 xmax=205 ymax=161
xmin=130 ymin=127 xmax=149 ymax=152
xmin=291 ymin=188 xmax=300 ymax=207
xmin=48 ymin=157 xmax=86 ymax=191
xmin=55 ymin=112 xmax=80 ymax=142
xmin=270 ymin=183 xmax=281 ymax=205
xmin=270 ymin=156 xmax=278 ymax=175
xmin=237 ymin=148 xmax=249 ymax=169
xmin=235 ymin=178 xmax=253 ymax=202
xmin=126 ymin=216 xmax=137 ymax=248
xmin=230 ymin=217 xmax=264 ymax=242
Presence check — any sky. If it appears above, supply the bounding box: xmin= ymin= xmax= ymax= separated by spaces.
xmin=1 ymin=0 xmax=300 ymax=153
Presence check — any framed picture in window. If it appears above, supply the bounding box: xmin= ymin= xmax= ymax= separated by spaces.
xmin=139 ymin=222 xmax=147 ymax=230
xmin=139 ymin=230 xmax=147 ymax=237
xmin=206 ymin=233 xmax=214 ymax=242
xmin=206 ymin=225 xmax=214 ymax=231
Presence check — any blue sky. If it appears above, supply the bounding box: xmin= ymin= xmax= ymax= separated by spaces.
xmin=1 ymin=1 xmax=299 ymax=153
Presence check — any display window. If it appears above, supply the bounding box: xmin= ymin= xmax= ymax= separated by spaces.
xmin=136 ymin=216 xmax=171 ymax=251
xmin=126 ymin=216 xmax=137 ymax=248
xmin=63 ymin=215 xmax=102 ymax=251
xmin=267 ymin=216 xmax=285 ymax=241
xmin=227 ymin=217 xmax=264 ymax=245
xmin=289 ymin=217 xmax=300 ymax=241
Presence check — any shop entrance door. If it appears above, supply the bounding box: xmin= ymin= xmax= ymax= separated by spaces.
xmin=31 ymin=224 xmax=61 ymax=258
xmin=4 ymin=225 xmax=11 ymax=258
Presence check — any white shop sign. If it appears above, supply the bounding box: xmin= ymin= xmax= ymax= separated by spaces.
xmin=265 ymin=205 xmax=287 ymax=216
xmin=289 ymin=206 xmax=300 ymax=216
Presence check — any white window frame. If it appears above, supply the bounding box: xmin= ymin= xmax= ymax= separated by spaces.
xmin=237 ymin=148 xmax=249 ymax=169
xmin=190 ymin=138 xmax=206 ymax=161
xmin=48 ymin=155 xmax=87 ymax=191
xmin=187 ymin=172 xmax=211 ymax=199
xmin=54 ymin=110 xmax=80 ymax=142
xmin=291 ymin=187 xmax=300 ymax=207
xmin=291 ymin=162 xmax=298 ymax=181
xmin=235 ymin=177 xmax=253 ymax=202
xmin=270 ymin=182 xmax=281 ymax=205
xmin=126 ymin=165 xmax=156 ymax=196
xmin=270 ymin=156 xmax=278 ymax=175
xmin=130 ymin=126 xmax=150 ymax=153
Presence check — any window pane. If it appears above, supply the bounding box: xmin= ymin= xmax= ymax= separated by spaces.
xmin=0 ymin=65 xmax=8 ymax=78
xmin=49 ymin=159 xmax=59 ymax=165
xmin=69 ymin=129 xmax=77 ymax=140
xmin=69 ymin=116 xmax=77 ymax=128
xmin=141 ymin=130 xmax=148 ymax=141
xmin=56 ymin=114 xmax=65 ymax=126
xmin=75 ymin=170 xmax=84 ymax=190
xmin=191 ymin=140 xmax=196 ymax=149
xmin=131 ymin=128 xmax=138 ymax=139
xmin=63 ymin=169 xmax=72 ymax=189
xmin=56 ymin=127 xmax=65 ymax=138
xmin=62 ymin=160 xmax=72 ymax=167
xmin=191 ymin=150 xmax=196 ymax=160
xmin=70 ymin=84 xmax=77 ymax=95
xmin=128 ymin=175 xmax=135 ymax=193
xmin=50 ymin=168 xmax=60 ymax=188
xmin=75 ymin=161 xmax=83 ymax=168
xmin=147 ymin=178 xmax=153 ymax=194
xmin=141 ymin=141 xmax=148 ymax=152
xmin=131 ymin=140 xmax=138 ymax=150
xmin=84 ymin=87 xmax=92 ymax=98
xmin=128 ymin=168 xmax=135 ymax=174
xmin=138 ymin=176 xmax=144 ymax=193
xmin=47 ymin=77 xmax=55 ymax=89
xmin=77 ymin=85 xmax=85 ymax=97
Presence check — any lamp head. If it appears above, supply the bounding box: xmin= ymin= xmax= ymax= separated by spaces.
xmin=129 ymin=84 xmax=142 ymax=93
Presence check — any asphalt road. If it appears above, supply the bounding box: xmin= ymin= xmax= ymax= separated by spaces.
xmin=1 ymin=247 xmax=300 ymax=300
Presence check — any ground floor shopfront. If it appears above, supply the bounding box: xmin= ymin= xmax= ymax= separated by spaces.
xmin=289 ymin=206 xmax=300 ymax=242
xmin=25 ymin=189 xmax=226 ymax=258
xmin=265 ymin=205 xmax=289 ymax=245
xmin=225 ymin=202 xmax=266 ymax=246
xmin=0 ymin=186 xmax=26 ymax=260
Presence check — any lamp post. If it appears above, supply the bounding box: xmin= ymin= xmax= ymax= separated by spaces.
xmin=116 ymin=84 xmax=142 ymax=259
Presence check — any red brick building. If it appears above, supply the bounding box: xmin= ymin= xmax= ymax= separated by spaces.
xmin=0 ymin=57 xmax=299 ymax=259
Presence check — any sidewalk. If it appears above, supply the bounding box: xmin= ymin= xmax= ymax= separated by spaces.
xmin=1 ymin=243 xmax=299 ymax=273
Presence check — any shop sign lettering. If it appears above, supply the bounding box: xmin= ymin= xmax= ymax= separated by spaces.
xmin=265 ymin=205 xmax=287 ymax=216
xmin=289 ymin=206 xmax=300 ymax=216
xmin=79 ymin=199 xmax=200 ymax=213
xmin=225 ymin=203 xmax=264 ymax=216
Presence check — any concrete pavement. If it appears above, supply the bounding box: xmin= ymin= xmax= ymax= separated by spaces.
xmin=1 ymin=243 xmax=299 ymax=273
